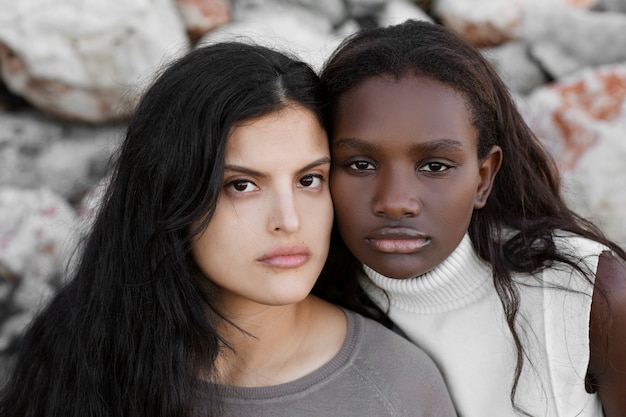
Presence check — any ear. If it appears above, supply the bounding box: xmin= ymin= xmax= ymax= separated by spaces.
xmin=474 ymin=145 xmax=502 ymax=209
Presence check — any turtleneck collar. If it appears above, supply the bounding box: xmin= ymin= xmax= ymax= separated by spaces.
xmin=361 ymin=234 xmax=493 ymax=314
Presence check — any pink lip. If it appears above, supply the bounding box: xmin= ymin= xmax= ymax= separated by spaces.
xmin=365 ymin=227 xmax=430 ymax=254
xmin=257 ymin=245 xmax=310 ymax=269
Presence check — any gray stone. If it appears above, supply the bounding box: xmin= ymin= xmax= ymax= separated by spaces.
xmin=482 ymin=41 xmax=548 ymax=95
xmin=0 ymin=0 xmax=190 ymax=123
xmin=175 ymin=0 xmax=232 ymax=40
xmin=523 ymin=4 xmax=626 ymax=78
xmin=0 ymin=187 xmax=79 ymax=283
xmin=524 ymin=63 xmax=626 ymax=245
xmin=597 ymin=0 xmax=626 ymax=12
xmin=199 ymin=2 xmax=345 ymax=71
xmin=378 ymin=0 xmax=434 ymax=27
xmin=35 ymin=127 xmax=121 ymax=200
xmin=0 ymin=111 xmax=62 ymax=189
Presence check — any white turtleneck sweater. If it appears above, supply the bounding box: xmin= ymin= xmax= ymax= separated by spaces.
xmin=360 ymin=233 xmax=606 ymax=417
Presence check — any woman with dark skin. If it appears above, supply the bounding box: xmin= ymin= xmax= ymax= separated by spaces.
xmin=316 ymin=20 xmax=626 ymax=417
xmin=0 ymin=42 xmax=456 ymax=417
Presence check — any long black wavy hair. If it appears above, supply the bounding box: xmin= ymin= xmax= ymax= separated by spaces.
xmin=0 ymin=42 xmax=326 ymax=417
xmin=314 ymin=20 xmax=626 ymax=414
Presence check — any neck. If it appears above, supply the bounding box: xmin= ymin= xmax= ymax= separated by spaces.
xmin=213 ymin=295 xmax=346 ymax=387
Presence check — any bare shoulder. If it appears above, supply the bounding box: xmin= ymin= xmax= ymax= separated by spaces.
xmin=588 ymin=251 xmax=626 ymax=417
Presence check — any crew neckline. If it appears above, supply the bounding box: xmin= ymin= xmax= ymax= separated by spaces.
xmin=195 ymin=308 xmax=360 ymax=401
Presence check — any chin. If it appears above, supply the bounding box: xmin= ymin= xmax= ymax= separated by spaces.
xmin=367 ymin=256 xmax=431 ymax=280
xmin=382 ymin=271 xmax=419 ymax=280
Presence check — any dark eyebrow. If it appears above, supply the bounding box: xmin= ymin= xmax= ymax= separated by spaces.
xmin=333 ymin=137 xmax=464 ymax=154
xmin=224 ymin=156 xmax=331 ymax=177
xmin=410 ymin=138 xmax=464 ymax=154
xmin=332 ymin=137 xmax=378 ymax=152
xmin=297 ymin=156 xmax=331 ymax=175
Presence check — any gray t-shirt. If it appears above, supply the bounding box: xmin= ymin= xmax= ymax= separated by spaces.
xmin=192 ymin=308 xmax=456 ymax=416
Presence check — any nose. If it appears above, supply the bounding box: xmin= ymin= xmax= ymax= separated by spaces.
xmin=372 ymin=167 xmax=420 ymax=219
xmin=269 ymin=188 xmax=300 ymax=234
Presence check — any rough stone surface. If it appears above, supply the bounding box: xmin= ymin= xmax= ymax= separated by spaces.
xmin=524 ymin=4 xmax=626 ymax=79
xmin=0 ymin=112 xmax=63 ymax=189
xmin=378 ymin=0 xmax=433 ymax=26
xmin=0 ymin=0 xmax=190 ymax=123
xmin=524 ymin=63 xmax=626 ymax=244
xmin=0 ymin=111 xmax=122 ymax=200
xmin=199 ymin=2 xmax=344 ymax=71
xmin=432 ymin=0 xmax=524 ymax=46
xmin=432 ymin=0 xmax=601 ymax=46
xmin=0 ymin=187 xmax=79 ymax=282
xmin=598 ymin=0 xmax=626 ymax=12
xmin=34 ymin=127 xmax=121 ymax=201
xmin=482 ymin=41 xmax=548 ymax=95
xmin=0 ymin=186 xmax=81 ymax=351
xmin=175 ymin=0 xmax=232 ymax=40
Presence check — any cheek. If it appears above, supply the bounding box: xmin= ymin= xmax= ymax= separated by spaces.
xmin=330 ymin=177 xmax=358 ymax=223
xmin=316 ymin=194 xmax=335 ymax=234
xmin=431 ymin=180 xmax=478 ymax=228
xmin=192 ymin=204 xmax=250 ymax=261
xmin=302 ymin=189 xmax=335 ymax=230
xmin=331 ymin=182 xmax=369 ymax=246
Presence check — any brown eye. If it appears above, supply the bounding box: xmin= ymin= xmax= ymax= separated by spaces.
xmin=349 ymin=161 xmax=375 ymax=171
xmin=298 ymin=174 xmax=323 ymax=188
xmin=227 ymin=179 xmax=258 ymax=193
xmin=419 ymin=161 xmax=452 ymax=173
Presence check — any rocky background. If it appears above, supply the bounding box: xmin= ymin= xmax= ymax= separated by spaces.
xmin=1 ymin=0 xmax=626 ymax=382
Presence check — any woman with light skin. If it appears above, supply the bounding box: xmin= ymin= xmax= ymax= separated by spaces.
xmin=316 ymin=20 xmax=626 ymax=417
xmin=0 ymin=42 xmax=456 ymax=417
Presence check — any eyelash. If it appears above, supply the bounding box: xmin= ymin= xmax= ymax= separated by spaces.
xmin=348 ymin=160 xmax=376 ymax=171
xmin=226 ymin=179 xmax=258 ymax=193
xmin=298 ymin=173 xmax=325 ymax=188
xmin=345 ymin=159 xmax=454 ymax=174
xmin=419 ymin=162 xmax=452 ymax=173
xmin=225 ymin=173 xmax=326 ymax=194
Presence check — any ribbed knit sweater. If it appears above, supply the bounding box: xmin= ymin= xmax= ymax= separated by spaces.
xmin=361 ymin=233 xmax=606 ymax=417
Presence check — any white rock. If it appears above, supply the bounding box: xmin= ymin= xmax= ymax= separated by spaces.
xmin=562 ymin=123 xmax=626 ymax=246
xmin=0 ymin=111 xmax=63 ymax=189
xmin=524 ymin=63 xmax=626 ymax=245
xmin=482 ymin=41 xmax=548 ymax=95
xmin=0 ymin=312 xmax=35 ymax=351
xmin=432 ymin=0 xmax=600 ymax=46
xmin=528 ymin=41 xmax=584 ymax=80
xmin=432 ymin=0 xmax=525 ymax=46
xmin=12 ymin=273 xmax=56 ymax=312
xmin=0 ymin=146 xmax=40 ymax=190
xmin=334 ymin=19 xmax=362 ymax=38
xmin=0 ymin=110 xmax=62 ymax=147
xmin=199 ymin=2 xmax=344 ymax=71
xmin=175 ymin=0 xmax=232 ymax=40
xmin=35 ymin=127 xmax=120 ymax=199
xmin=231 ymin=0 xmax=346 ymax=25
xmin=0 ymin=0 xmax=190 ymax=123
xmin=0 ymin=187 xmax=79 ymax=283
xmin=378 ymin=0 xmax=434 ymax=26
xmin=523 ymin=5 xmax=626 ymax=78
